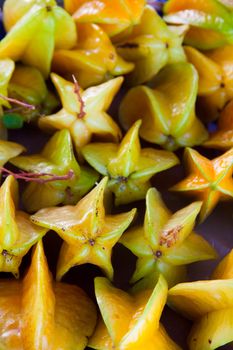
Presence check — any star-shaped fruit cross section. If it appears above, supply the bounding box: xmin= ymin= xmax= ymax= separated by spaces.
xmin=88 ymin=275 xmax=181 ymax=350
xmin=0 ymin=240 xmax=97 ymax=350
xmin=120 ymin=188 xmax=217 ymax=289
xmin=10 ymin=129 xmax=99 ymax=212
xmin=171 ymin=147 xmax=233 ymax=222
xmin=168 ymin=249 xmax=233 ymax=350
xmin=0 ymin=0 xmax=77 ymax=77
xmin=204 ymin=99 xmax=233 ymax=150
xmin=82 ymin=120 xmax=179 ymax=205
xmin=0 ymin=176 xmax=48 ymax=277
xmin=39 ymin=73 xmax=122 ymax=153
xmin=119 ymin=62 xmax=208 ymax=151
xmin=31 ymin=177 xmax=137 ymax=281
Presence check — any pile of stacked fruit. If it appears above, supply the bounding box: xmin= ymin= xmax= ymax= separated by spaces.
xmin=0 ymin=0 xmax=232 ymax=349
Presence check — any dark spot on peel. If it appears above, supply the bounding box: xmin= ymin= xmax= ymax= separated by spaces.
xmin=46 ymin=5 xmax=52 ymax=11
xmin=154 ymin=250 xmax=162 ymax=258
xmin=89 ymin=239 xmax=95 ymax=246
xmin=220 ymin=82 xmax=225 ymax=88
xmin=208 ymin=339 xmax=212 ymax=344
xmin=118 ymin=43 xmax=139 ymax=49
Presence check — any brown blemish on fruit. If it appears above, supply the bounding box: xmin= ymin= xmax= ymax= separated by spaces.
xmin=154 ymin=250 xmax=162 ymax=258
xmin=159 ymin=226 xmax=182 ymax=248
xmin=46 ymin=5 xmax=52 ymax=11
xmin=208 ymin=339 xmax=212 ymax=344
xmin=89 ymin=239 xmax=95 ymax=246
xmin=118 ymin=43 xmax=139 ymax=49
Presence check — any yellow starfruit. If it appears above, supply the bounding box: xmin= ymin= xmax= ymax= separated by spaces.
xmin=65 ymin=0 xmax=146 ymax=37
xmin=163 ymin=0 xmax=233 ymax=50
xmin=0 ymin=0 xmax=77 ymax=77
xmin=116 ymin=5 xmax=186 ymax=85
xmin=168 ymin=249 xmax=233 ymax=350
xmin=52 ymin=23 xmax=134 ymax=88
xmin=10 ymin=129 xmax=99 ymax=212
xmin=88 ymin=275 xmax=180 ymax=350
xmin=39 ymin=73 xmax=122 ymax=153
xmin=204 ymin=99 xmax=233 ymax=150
xmin=82 ymin=120 xmax=179 ymax=205
xmin=185 ymin=45 xmax=233 ymax=121
xmin=0 ymin=176 xmax=48 ymax=277
xmin=171 ymin=147 xmax=233 ymax=223
xmin=0 ymin=139 xmax=25 ymax=167
xmin=0 ymin=240 xmax=97 ymax=349
xmin=120 ymin=188 xmax=217 ymax=289
xmin=119 ymin=62 xmax=208 ymax=151
xmin=31 ymin=177 xmax=137 ymax=281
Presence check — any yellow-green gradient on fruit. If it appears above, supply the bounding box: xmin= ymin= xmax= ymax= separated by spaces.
xmin=168 ymin=250 xmax=233 ymax=350
xmin=0 ymin=240 xmax=97 ymax=349
xmin=89 ymin=275 xmax=180 ymax=350
xmin=119 ymin=62 xmax=208 ymax=150
xmin=10 ymin=129 xmax=99 ymax=212
xmin=116 ymin=5 xmax=186 ymax=85
xmin=0 ymin=0 xmax=77 ymax=77
xmin=0 ymin=176 xmax=49 ymax=277
xmin=120 ymin=188 xmax=217 ymax=289
xmin=82 ymin=120 xmax=179 ymax=205
xmin=164 ymin=0 xmax=233 ymax=50
xmin=39 ymin=73 xmax=123 ymax=153
xmin=171 ymin=147 xmax=233 ymax=222
xmin=31 ymin=177 xmax=137 ymax=281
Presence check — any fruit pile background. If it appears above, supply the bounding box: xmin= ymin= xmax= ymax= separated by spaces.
xmin=0 ymin=0 xmax=232 ymax=349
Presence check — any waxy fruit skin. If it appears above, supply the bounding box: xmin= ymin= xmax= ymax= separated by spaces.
xmin=168 ymin=250 xmax=233 ymax=350
xmin=88 ymin=275 xmax=180 ymax=350
xmin=119 ymin=62 xmax=208 ymax=151
xmin=204 ymin=99 xmax=233 ymax=150
xmin=185 ymin=45 xmax=233 ymax=121
xmin=64 ymin=0 xmax=146 ymax=37
xmin=39 ymin=73 xmax=123 ymax=153
xmin=0 ymin=176 xmax=48 ymax=277
xmin=0 ymin=0 xmax=77 ymax=77
xmin=0 ymin=240 xmax=97 ymax=349
xmin=120 ymin=188 xmax=217 ymax=289
xmin=164 ymin=0 xmax=233 ymax=50
xmin=31 ymin=177 xmax=137 ymax=281
xmin=10 ymin=129 xmax=99 ymax=213
xmin=82 ymin=120 xmax=179 ymax=205
xmin=52 ymin=23 xmax=134 ymax=89
xmin=116 ymin=5 xmax=186 ymax=85
xmin=171 ymin=147 xmax=233 ymax=223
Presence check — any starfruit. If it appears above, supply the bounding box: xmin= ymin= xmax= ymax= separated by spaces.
xmin=0 ymin=176 xmax=49 ymax=277
xmin=31 ymin=177 xmax=137 ymax=281
xmin=119 ymin=62 xmax=208 ymax=151
xmin=39 ymin=73 xmax=122 ymax=153
xmin=171 ymin=147 xmax=233 ymax=223
xmin=88 ymin=275 xmax=180 ymax=350
xmin=0 ymin=0 xmax=77 ymax=77
xmin=0 ymin=240 xmax=97 ymax=349
xmin=185 ymin=45 xmax=233 ymax=121
xmin=168 ymin=249 xmax=233 ymax=350
xmin=163 ymin=0 xmax=233 ymax=50
xmin=52 ymin=23 xmax=134 ymax=88
xmin=116 ymin=5 xmax=186 ymax=85
xmin=204 ymin=99 xmax=233 ymax=150
xmin=0 ymin=139 xmax=25 ymax=168
xmin=10 ymin=129 xmax=99 ymax=213
xmin=65 ymin=0 xmax=145 ymax=37
xmin=120 ymin=188 xmax=217 ymax=289
xmin=82 ymin=120 xmax=179 ymax=205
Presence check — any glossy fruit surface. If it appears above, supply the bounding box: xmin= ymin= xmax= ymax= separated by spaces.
xmin=31 ymin=177 xmax=137 ymax=281
xmin=39 ymin=73 xmax=122 ymax=153
xmin=119 ymin=62 xmax=208 ymax=150
xmin=116 ymin=5 xmax=186 ymax=85
xmin=120 ymin=188 xmax=217 ymax=289
xmin=0 ymin=240 xmax=97 ymax=349
xmin=89 ymin=275 xmax=180 ymax=349
xmin=168 ymin=250 xmax=233 ymax=350
xmin=164 ymin=0 xmax=233 ymax=50
xmin=53 ymin=23 xmax=134 ymax=88
xmin=171 ymin=147 xmax=233 ymax=222
xmin=82 ymin=120 xmax=179 ymax=205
